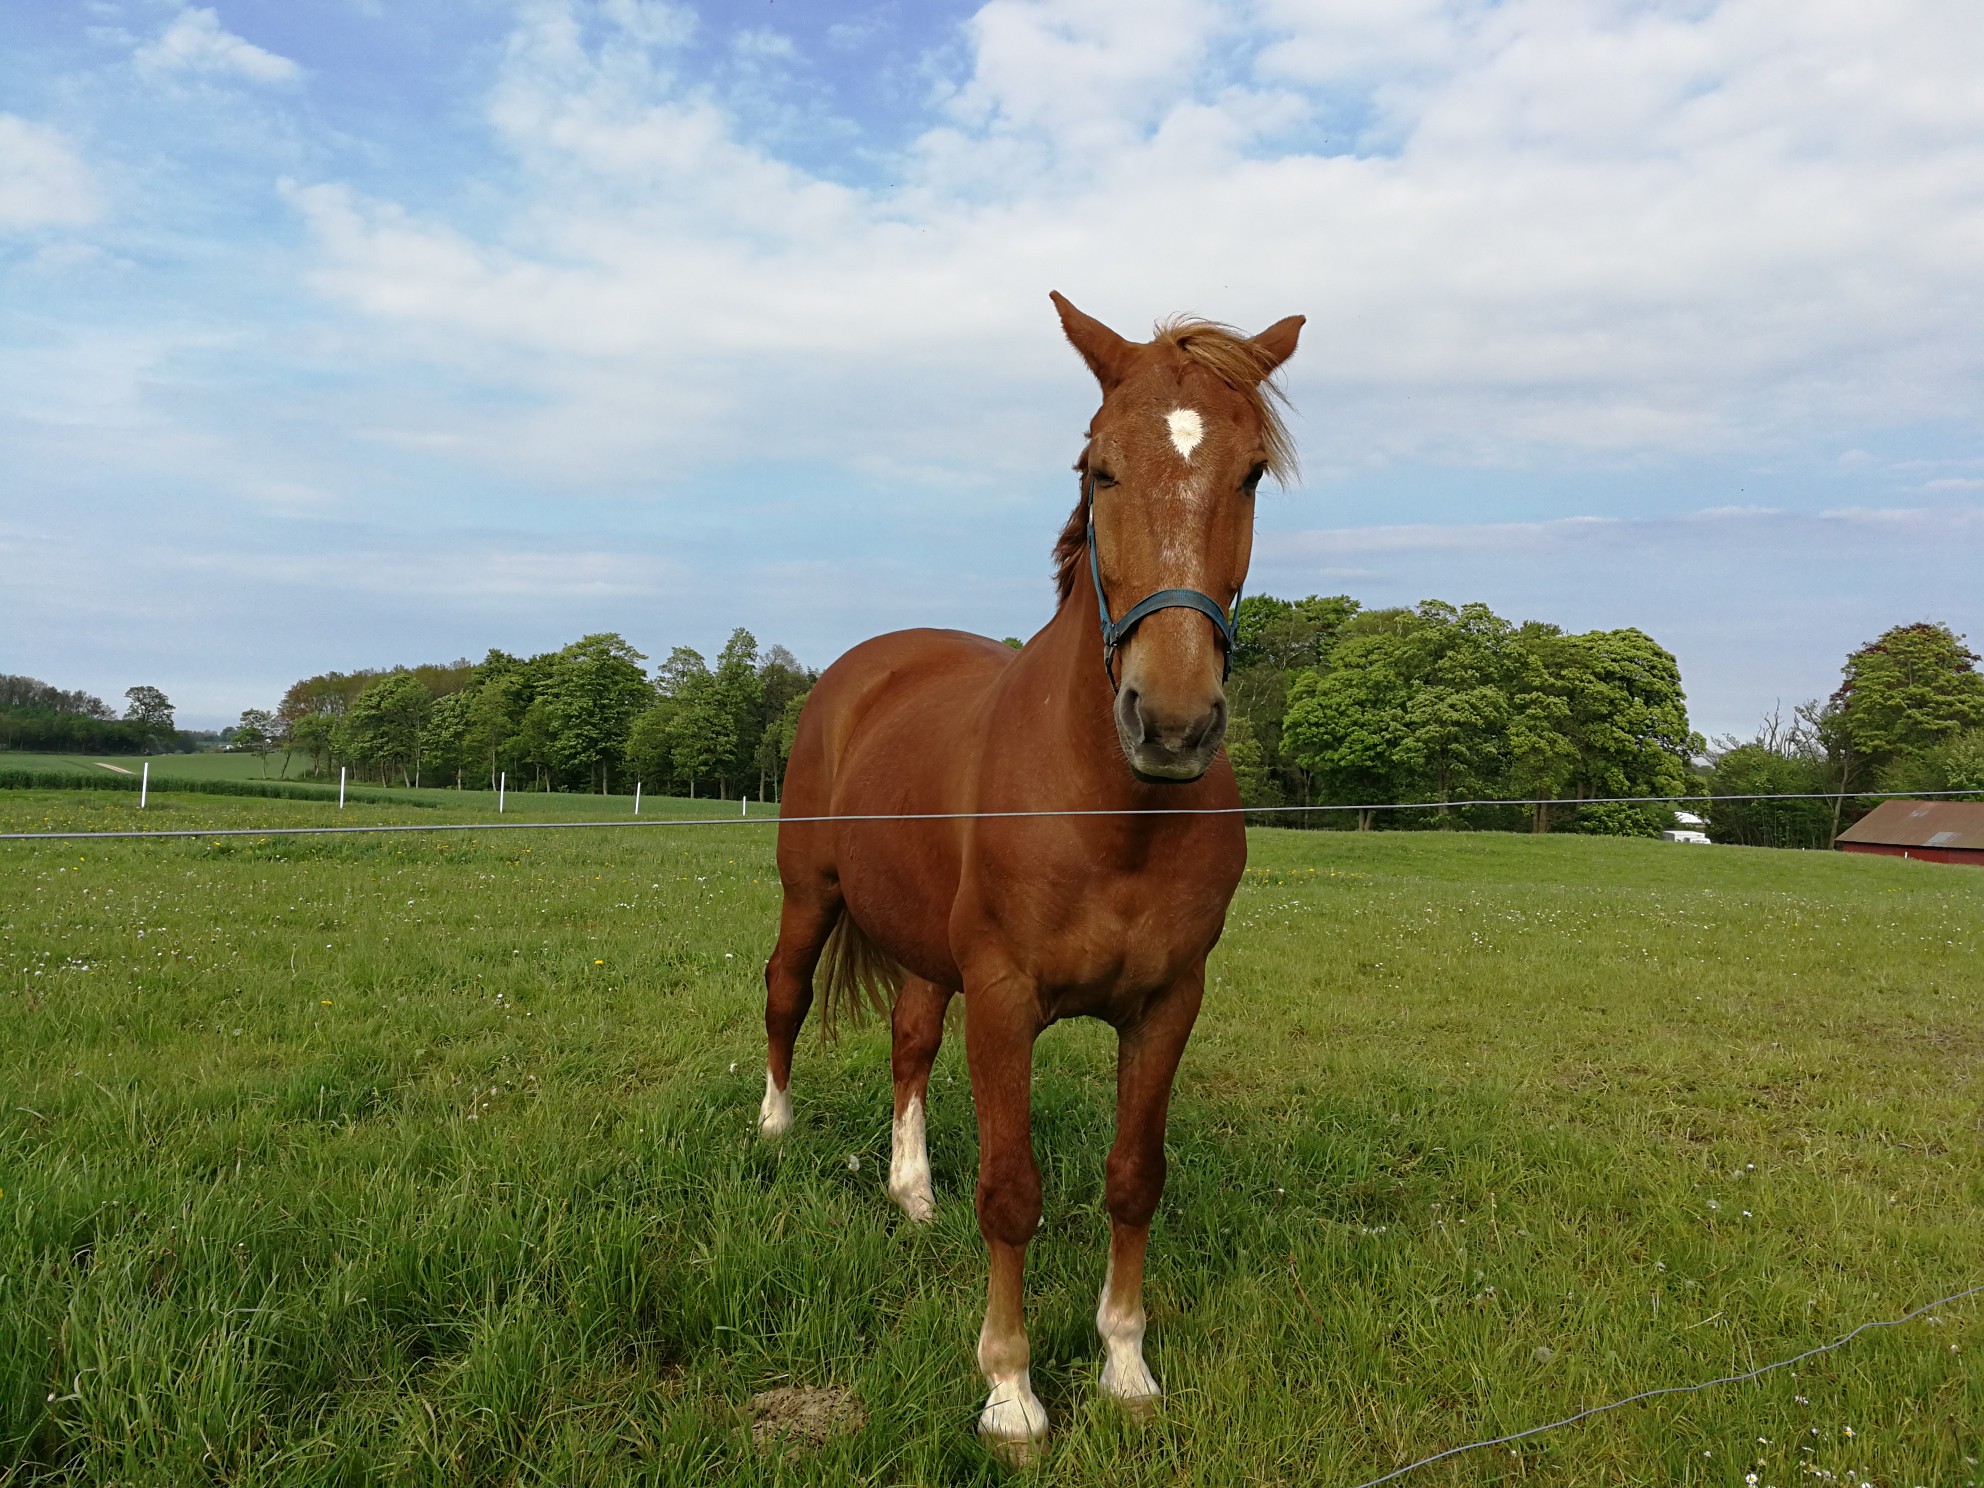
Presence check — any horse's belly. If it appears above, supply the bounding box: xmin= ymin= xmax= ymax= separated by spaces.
xmin=837 ymin=821 xmax=963 ymax=987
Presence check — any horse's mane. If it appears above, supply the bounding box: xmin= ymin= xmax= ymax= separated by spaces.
xmin=1051 ymin=316 xmax=1295 ymax=603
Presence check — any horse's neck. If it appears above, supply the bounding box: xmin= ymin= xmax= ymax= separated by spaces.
xmin=1017 ymin=582 xmax=1143 ymax=804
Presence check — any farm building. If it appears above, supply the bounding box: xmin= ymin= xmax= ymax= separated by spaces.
xmin=1836 ymin=799 xmax=1984 ymax=865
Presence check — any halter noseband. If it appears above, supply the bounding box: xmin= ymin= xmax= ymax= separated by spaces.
xmin=1083 ymin=469 xmax=1242 ymax=691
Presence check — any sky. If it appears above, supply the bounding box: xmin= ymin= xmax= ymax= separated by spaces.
xmin=3 ymin=0 xmax=1982 ymax=736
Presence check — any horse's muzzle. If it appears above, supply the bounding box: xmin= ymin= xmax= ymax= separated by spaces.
xmin=1114 ymin=685 xmax=1227 ymax=782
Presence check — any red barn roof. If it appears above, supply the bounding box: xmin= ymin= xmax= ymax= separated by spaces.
xmin=1837 ymin=799 xmax=1984 ymax=852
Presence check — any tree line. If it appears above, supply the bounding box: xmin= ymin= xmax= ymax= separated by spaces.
xmin=262 ymin=631 xmax=815 ymax=799
xmin=1221 ymin=596 xmax=1699 ymax=833
xmin=1701 ymin=621 xmax=1984 ymax=848
xmin=0 ymin=678 xmax=186 ymax=754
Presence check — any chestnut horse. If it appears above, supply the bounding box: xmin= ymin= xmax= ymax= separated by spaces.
xmin=759 ymin=292 xmax=1303 ymax=1451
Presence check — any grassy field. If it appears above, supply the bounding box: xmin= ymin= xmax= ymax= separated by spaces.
xmin=0 ymin=758 xmax=765 ymax=820
xmin=0 ymin=753 xmax=284 ymax=781
xmin=0 ymin=787 xmax=1979 ymax=1485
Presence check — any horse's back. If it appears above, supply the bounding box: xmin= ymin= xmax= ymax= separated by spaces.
xmin=788 ymin=627 xmax=1016 ymax=807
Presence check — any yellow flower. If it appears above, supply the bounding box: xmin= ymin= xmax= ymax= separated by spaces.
xmin=594 ymin=959 xmax=604 ymax=964
xmin=320 ymin=999 xmax=332 ymax=1006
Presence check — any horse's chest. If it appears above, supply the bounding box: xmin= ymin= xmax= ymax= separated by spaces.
xmin=969 ymin=856 xmax=1237 ymax=1013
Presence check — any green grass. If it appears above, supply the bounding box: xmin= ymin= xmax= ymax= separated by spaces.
xmin=0 ymin=752 xmax=281 ymax=781
xmin=1 ymin=788 xmax=1979 ymax=1486
xmin=0 ymin=772 xmax=766 ymax=825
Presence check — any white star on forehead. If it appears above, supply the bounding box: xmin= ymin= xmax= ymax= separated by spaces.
xmin=1166 ymin=407 xmax=1203 ymax=459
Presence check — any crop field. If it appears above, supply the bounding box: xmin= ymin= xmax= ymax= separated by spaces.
xmin=0 ymin=754 xmax=286 ymax=782
xmin=1 ymin=786 xmax=1979 ymax=1486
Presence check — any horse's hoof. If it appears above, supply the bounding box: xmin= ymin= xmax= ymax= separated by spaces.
xmin=978 ymin=1379 xmax=1049 ymax=1464
xmin=1105 ymin=1387 xmax=1161 ymax=1419
xmin=1099 ymin=1358 xmax=1162 ymax=1416
xmin=981 ymin=1431 xmax=1044 ymax=1468
xmin=886 ymin=1181 xmax=936 ymax=1223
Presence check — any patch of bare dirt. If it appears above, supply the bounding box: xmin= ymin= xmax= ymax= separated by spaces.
xmin=748 ymin=1385 xmax=866 ymax=1450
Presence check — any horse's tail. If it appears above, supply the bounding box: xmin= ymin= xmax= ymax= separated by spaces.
xmin=816 ymin=909 xmax=906 ymax=1040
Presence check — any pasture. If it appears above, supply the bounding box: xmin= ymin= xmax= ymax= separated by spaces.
xmin=1 ymin=787 xmax=1978 ymax=1485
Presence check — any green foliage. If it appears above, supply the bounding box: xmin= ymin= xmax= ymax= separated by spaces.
xmin=1880 ymin=729 xmax=1984 ymax=796
xmin=340 ymin=673 xmax=433 ymax=787
xmin=1231 ymin=593 xmax=1361 ymax=672
xmin=0 ymin=708 xmax=157 ymax=756
xmin=0 ymin=675 xmax=114 ymax=718
xmin=1273 ymin=600 xmax=1698 ymax=833
xmin=1702 ymin=741 xmax=1836 ymax=849
xmin=120 ymin=686 xmax=175 ymax=749
xmin=267 ymin=635 xmax=817 ymax=802
xmin=542 ymin=634 xmax=652 ymax=794
xmin=1831 ymin=621 xmax=1984 ymax=789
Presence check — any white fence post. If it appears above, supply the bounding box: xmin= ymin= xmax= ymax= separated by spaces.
xmin=634 ymin=782 xmax=641 ymax=816
xmin=339 ymin=766 xmax=346 ymax=810
xmin=499 ymin=771 xmax=506 ymax=814
xmin=741 ymin=793 xmax=747 ymax=817
xmin=140 ymin=760 xmax=149 ymax=809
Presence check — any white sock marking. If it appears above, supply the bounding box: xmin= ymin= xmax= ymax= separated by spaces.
xmin=978 ymin=1367 xmax=1050 ymax=1444
xmin=887 ymin=1093 xmax=935 ymax=1222
xmin=1096 ymin=1257 xmax=1161 ymax=1403
xmin=757 ymin=1066 xmax=792 ymax=1139
xmin=1166 ymin=406 xmax=1203 ymax=460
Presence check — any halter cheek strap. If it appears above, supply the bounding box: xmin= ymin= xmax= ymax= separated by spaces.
xmin=1084 ymin=471 xmax=1242 ymax=691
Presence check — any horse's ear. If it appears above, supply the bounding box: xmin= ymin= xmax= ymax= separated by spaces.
xmin=1249 ymin=315 xmax=1306 ymax=375
xmin=1050 ymin=291 xmax=1137 ymax=391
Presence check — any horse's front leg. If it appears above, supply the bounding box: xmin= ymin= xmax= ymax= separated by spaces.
xmin=963 ymin=978 xmax=1049 ymax=1455
xmin=1098 ymin=970 xmax=1204 ymax=1409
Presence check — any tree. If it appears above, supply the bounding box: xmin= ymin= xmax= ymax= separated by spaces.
xmin=234 ymin=708 xmax=277 ymax=777
xmin=1704 ymin=733 xmax=1835 ymax=850
xmin=123 ymin=686 xmax=175 ymax=751
xmin=0 ymin=676 xmax=114 ymax=717
xmin=342 ymin=673 xmax=432 ymax=786
xmin=462 ymin=651 xmax=531 ymax=790
xmin=625 ymin=698 xmax=680 ymax=793
xmin=1505 ymin=624 xmax=1696 ymax=831
xmin=544 ymin=633 xmax=652 ymax=794
xmin=1281 ymin=637 xmax=1415 ymax=829
xmin=1232 ymin=593 xmax=1361 ymax=672
xmin=755 ymin=689 xmax=811 ymax=801
xmin=420 ymin=691 xmax=473 ymax=788
xmin=711 ymin=629 xmax=765 ymax=798
xmin=1830 ymin=622 xmax=1984 ymax=789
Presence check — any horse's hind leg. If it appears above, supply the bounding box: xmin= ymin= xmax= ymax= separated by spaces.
xmin=887 ymin=976 xmax=953 ymax=1222
xmin=760 ymin=885 xmax=837 ymax=1139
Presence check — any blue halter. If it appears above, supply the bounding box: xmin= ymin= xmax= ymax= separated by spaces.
xmin=1083 ymin=469 xmax=1241 ymax=690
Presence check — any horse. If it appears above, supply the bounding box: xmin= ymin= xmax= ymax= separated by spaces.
xmin=758 ymin=291 xmax=1303 ymax=1453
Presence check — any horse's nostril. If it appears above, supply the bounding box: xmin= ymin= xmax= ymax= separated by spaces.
xmin=1119 ymin=687 xmax=1151 ymax=745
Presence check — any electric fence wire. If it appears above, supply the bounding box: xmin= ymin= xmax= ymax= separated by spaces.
xmin=2 ymin=787 xmax=1981 ymax=842
xmin=1344 ymin=1283 xmax=1984 ymax=1487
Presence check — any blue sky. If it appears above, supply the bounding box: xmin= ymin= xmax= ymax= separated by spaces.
xmin=4 ymin=0 xmax=1982 ymax=735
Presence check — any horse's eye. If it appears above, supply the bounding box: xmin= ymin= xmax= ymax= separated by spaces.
xmin=1093 ymin=468 xmax=1119 ymax=488
xmin=1242 ymin=463 xmax=1267 ymax=491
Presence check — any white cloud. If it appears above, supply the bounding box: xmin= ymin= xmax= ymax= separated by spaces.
xmin=0 ymin=116 xmax=101 ymax=232
xmin=277 ymin=0 xmax=1984 ymax=489
xmin=136 ymin=8 xmax=300 ymax=84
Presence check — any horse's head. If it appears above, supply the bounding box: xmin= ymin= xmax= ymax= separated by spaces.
xmin=1051 ymin=291 xmax=1304 ymax=784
